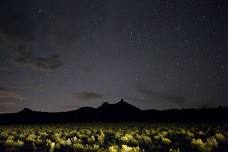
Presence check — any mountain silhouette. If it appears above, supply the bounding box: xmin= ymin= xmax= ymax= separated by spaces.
xmin=19 ymin=108 xmax=35 ymax=114
xmin=96 ymin=99 xmax=141 ymax=121
xmin=98 ymin=99 xmax=140 ymax=111
xmin=0 ymin=99 xmax=227 ymax=124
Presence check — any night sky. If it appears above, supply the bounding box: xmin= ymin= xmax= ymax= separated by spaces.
xmin=0 ymin=0 xmax=228 ymax=113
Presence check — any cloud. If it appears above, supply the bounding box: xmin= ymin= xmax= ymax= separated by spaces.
xmin=0 ymin=88 xmax=25 ymax=101
xmin=64 ymin=105 xmax=80 ymax=109
xmin=0 ymin=80 xmax=39 ymax=84
xmin=0 ymin=79 xmax=43 ymax=90
xmin=0 ymin=69 xmax=13 ymax=76
xmin=72 ymin=91 xmax=103 ymax=101
xmin=12 ymin=50 xmax=63 ymax=71
xmin=0 ymin=88 xmax=25 ymax=113
xmin=0 ymin=102 xmax=23 ymax=113
xmin=136 ymin=86 xmax=186 ymax=106
xmin=63 ymin=104 xmax=81 ymax=111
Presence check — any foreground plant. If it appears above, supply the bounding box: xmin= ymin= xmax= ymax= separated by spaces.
xmin=0 ymin=123 xmax=226 ymax=152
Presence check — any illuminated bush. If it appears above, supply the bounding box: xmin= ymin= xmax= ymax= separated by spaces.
xmin=205 ymin=137 xmax=218 ymax=151
xmin=7 ymin=135 xmax=14 ymax=140
xmin=73 ymin=143 xmax=84 ymax=150
xmin=50 ymin=142 xmax=55 ymax=152
xmin=120 ymin=134 xmax=138 ymax=145
xmin=5 ymin=139 xmax=14 ymax=146
xmin=66 ymin=138 xmax=72 ymax=146
xmin=26 ymin=133 xmax=36 ymax=142
xmin=14 ymin=140 xmax=24 ymax=147
xmin=161 ymin=137 xmax=171 ymax=145
xmin=120 ymin=145 xmax=141 ymax=152
xmin=192 ymin=137 xmax=218 ymax=152
xmin=88 ymin=135 xmax=96 ymax=144
xmin=0 ymin=131 xmax=9 ymax=138
xmin=55 ymin=143 xmax=61 ymax=150
xmin=137 ymin=135 xmax=152 ymax=145
xmin=191 ymin=138 xmax=205 ymax=151
xmin=160 ymin=131 xmax=168 ymax=137
xmin=214 ymin=133 xmax=225 ymax=142
xmin=186 ymin=130 xmax=194 ymax=139
xmin=0 ymin=123 xmax=226 ymax=152
xmin=108 ymin=145 xmax=119 ymax=152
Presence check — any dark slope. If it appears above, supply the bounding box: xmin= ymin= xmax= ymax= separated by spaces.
xmin=0 ymin=99 xmax=227 ymax=124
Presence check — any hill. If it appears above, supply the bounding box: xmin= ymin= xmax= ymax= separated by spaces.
xmin=0 ymin=99 xmax=227 ymax=124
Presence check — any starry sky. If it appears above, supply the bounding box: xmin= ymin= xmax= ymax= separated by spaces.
xmin=0 ymin=0 xmax=228 ymax=113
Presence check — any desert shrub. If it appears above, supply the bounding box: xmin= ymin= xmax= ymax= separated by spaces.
xmin=161 ymin=137 xmax=171 ymax=145
xmin=214 ymin=133 xmax=225 ymax=142
xmin=120 ymin=145 xmax=141 ymax=152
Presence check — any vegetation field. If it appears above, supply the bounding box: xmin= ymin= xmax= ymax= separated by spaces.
xmin=0 ymin=123 xmax=227 ymax=152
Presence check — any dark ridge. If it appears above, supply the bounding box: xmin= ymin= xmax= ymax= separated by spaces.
xmin=18 ymin=108 xmax=34 ymax=114
xmin=98 ymin=99 xmax=140 ymax=111
xmin=0 ymin=99 xmax=227 ymax=124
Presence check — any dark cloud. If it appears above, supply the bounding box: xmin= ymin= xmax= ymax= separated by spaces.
xmin=0 ymin=79 xmax=43 ymax=92
xmin=136 ymin=86 xmax=186 ymax=106
xmin=0 ymin=88 xmax=25 ymax=101
xmin=0 ymin=69 xmax=13 ymax=77
xmin=12 ymin=50 xmax=63 ymax=71
xmin=0 ymin=87 xmax=25 ymax=113
xmin=72 ymin=91 xmax=103 ymax=101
